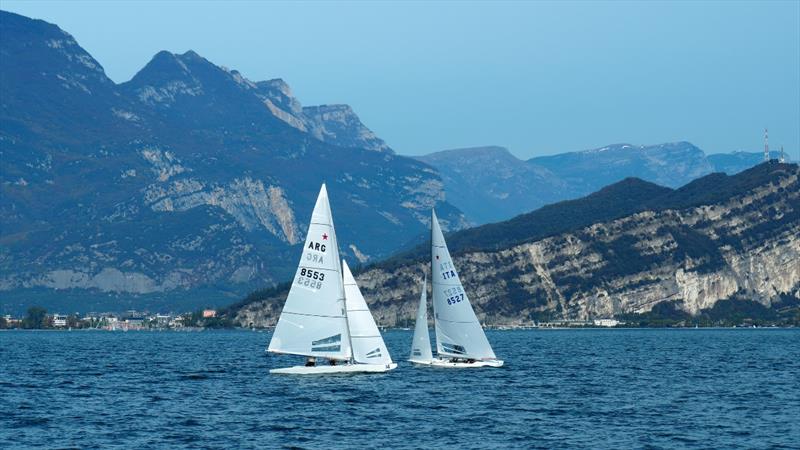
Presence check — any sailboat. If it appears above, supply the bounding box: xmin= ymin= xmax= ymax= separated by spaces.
xmin=408 ymin=275 xmax=434 ymax=364
xmin=268 ymin=184 xmax=397 ymax=375
xmin=409 ymin=209 xmax=503 ymax=368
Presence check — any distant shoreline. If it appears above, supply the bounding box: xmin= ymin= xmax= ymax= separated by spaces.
xmin=2 ymin=325 xmax=797 ymax=332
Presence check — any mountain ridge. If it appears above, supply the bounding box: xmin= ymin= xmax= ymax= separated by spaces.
xmin=0 ymin=11 xmax=466 ymax=314
xmin=418 ymin=142 xmax=791 ymax=224
xmin=233 ymin=162 xmax=800 ymax=327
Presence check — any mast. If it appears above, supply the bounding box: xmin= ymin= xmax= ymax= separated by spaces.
xmin=329 ymin=187 xmax=355 ymax=364
xmin=342 ymin=261 xmax=355 ymax=364
xmin=431 ymin=208 xmax=438 ymax=353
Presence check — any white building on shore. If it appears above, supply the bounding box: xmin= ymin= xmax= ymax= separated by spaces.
xmin=52 ymin=314 xmax=68 ymax=328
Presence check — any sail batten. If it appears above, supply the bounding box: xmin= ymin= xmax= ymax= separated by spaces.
xmin=278 ymin=311 xmax=347 ymax=319
xmin=431 ymin=209 xmax=497 ymax=361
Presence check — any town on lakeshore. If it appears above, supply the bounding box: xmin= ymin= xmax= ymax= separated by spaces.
xmin=0 ymin=308 xmax=223 ymax=331
xmin=3 ymin=307 xmax=795 ymax=331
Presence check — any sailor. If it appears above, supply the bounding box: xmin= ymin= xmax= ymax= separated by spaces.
xmin=305 ymin=357 xmax=316 ymax=367
xmin=329 ymin=359 xmax=337 ymax=366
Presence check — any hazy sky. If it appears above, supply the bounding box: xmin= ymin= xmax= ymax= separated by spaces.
xmin=3 ymin=1 xmax=799 ymax=158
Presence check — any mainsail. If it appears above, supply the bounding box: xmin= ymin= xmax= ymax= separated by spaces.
xmin=342 ymin=260 xmax=393 ymax=365
xmin=431 ymin=209 xmax=496 ymax=360
xmin=268 ymin=184 xmax=351 ymax=360
xmin=409 ymin=275 xmax=433 ymax=363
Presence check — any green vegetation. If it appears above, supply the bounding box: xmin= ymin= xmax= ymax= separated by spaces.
xmin=618 ymin=293 xmax=800 ymax=328
xmin=180 ymin=310 xmax=235 ymax=329
xmin=22 ymin=306 xmax=49 ymax=329
xmin=367 ymin=162 xmax=798 ymax=279
xmin=219 ymin=281 xmax=292 ymax=316
xmin=374 ymin=177 xmax=672 ymax=270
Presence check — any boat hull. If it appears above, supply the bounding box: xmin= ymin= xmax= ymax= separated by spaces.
xmin=270 ymin=362 xmax=397 ymax=375
xmin=408 ymin=358 xmax=435 ymax=365
xmin=427 ymin=358 xmax=504 ymax=368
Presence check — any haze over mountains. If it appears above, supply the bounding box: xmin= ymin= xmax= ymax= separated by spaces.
xmin=418 ymin=144 xmax=790 ymax=224
xmin=0 ymin=10 xmax=791 ymax=314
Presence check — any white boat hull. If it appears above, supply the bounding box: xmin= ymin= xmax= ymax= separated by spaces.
xmin=413 ymin=358 xmax=504 ymax=368
xmin=270 ymin=362 xmax=397 ymax=375
xmin=408 ymin=358 xmax=434 ymax=365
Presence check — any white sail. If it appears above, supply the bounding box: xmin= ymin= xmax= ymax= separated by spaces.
xmin=409 ymin=275 xmax=433 ymax=363
xmin=342 ymin=260 xmax=393 ymax=365
xmin=431 ymin=209 xmax=497 ymax=360
xmin=268 ymin=184 xmax=351 ymax=360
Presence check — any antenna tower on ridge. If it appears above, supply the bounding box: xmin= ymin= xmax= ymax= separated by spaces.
xmin=764 ymin=128 xmax=769 ymax=162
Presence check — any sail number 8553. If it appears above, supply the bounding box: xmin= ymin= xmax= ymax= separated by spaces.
xmin=297 ymin=268 xmax=325 ymax=289
xmin=446 ymin=294 xmax=465 ymax=305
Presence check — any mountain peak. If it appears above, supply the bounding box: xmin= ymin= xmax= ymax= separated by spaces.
xmin=0 ymin=10 xmax=111 ymax=85
xmin=420 ymin=146 xmax=517 ymax=162
xmin=181 ymin=49 xmax=202 ymax=59
xmin=581 ymin=143 xmax=636 ymax=153
xmin=258 ymin=78 xmax=293 ymax=98
xmin=131 ymin=49 xmax=217 ymax=82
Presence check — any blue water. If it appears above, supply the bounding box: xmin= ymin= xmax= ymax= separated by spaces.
xmin=1 ymin=329 xmax=798 ymax=449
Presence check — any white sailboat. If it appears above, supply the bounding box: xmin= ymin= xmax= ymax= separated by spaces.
xmin=268 ymin=184 xmax=396 ymax=374
xmin=415 ymin=209 xmax=503 ymax=368
xmin=408 ymin=275 xmax=434 ymax=364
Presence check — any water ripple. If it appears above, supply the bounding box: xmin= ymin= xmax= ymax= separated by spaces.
xmin=0 ymin=329 xmax=798 ymax=449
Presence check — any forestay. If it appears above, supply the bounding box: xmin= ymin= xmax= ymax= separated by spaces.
xmin=268 ymin=184 xmax=351 ymax=361
xmin=409 ymin=275 xmax=433 ymax=363
xmin=342 ymin=260 xmax=393 ymax=365
xmin=431 ymin=209 xmax=497 ymax=360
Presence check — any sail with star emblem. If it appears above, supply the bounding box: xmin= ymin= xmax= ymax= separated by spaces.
xmin=268 ymin=184 xmax=351 ymax=361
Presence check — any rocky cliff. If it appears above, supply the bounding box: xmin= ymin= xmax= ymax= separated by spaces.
xmin=233 ymin=163 xmax=800 ymax=327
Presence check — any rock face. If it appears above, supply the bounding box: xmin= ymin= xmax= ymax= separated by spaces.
xmin=0 ymin=11 xmax=465 ymax=314
xmin=301 ymin=104 xmax=391 ymax=153
xmin=419 ymin=143 xmax=791 ymax=225
xmin=233 ymin=163 xmax=800 ymax=327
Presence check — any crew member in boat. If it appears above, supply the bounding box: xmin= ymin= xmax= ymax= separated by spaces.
xmin=305 ymin=357 xmax=316 ymax=367
xmin=329 ymin=359 xmax=337 ymax=366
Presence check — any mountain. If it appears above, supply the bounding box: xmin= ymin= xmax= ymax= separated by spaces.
xmin=707 ymin=150 xmax=786 ymax=175
xmin=419 ymin=143 xmax=791 ymax=224
xmin=415 ymin=146 xmax=569 ymax=224
xmin=0 ymin=11 xmax=466 ymax=314
xmin=530 ymin=142 xmax=714 ymax=192
xmin=232 ymin=162 xmax=800 ymax=327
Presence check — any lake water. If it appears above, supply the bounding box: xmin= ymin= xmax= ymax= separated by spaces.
xmin=1 ymin=329 xmax=798 ymax=449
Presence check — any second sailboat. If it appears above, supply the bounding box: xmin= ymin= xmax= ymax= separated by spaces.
xmin=409 ymin=210 xmax=503 ymax=368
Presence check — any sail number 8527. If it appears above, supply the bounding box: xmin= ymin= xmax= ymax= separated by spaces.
xmin=446 ymin=294 xmax=465 ymax=305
